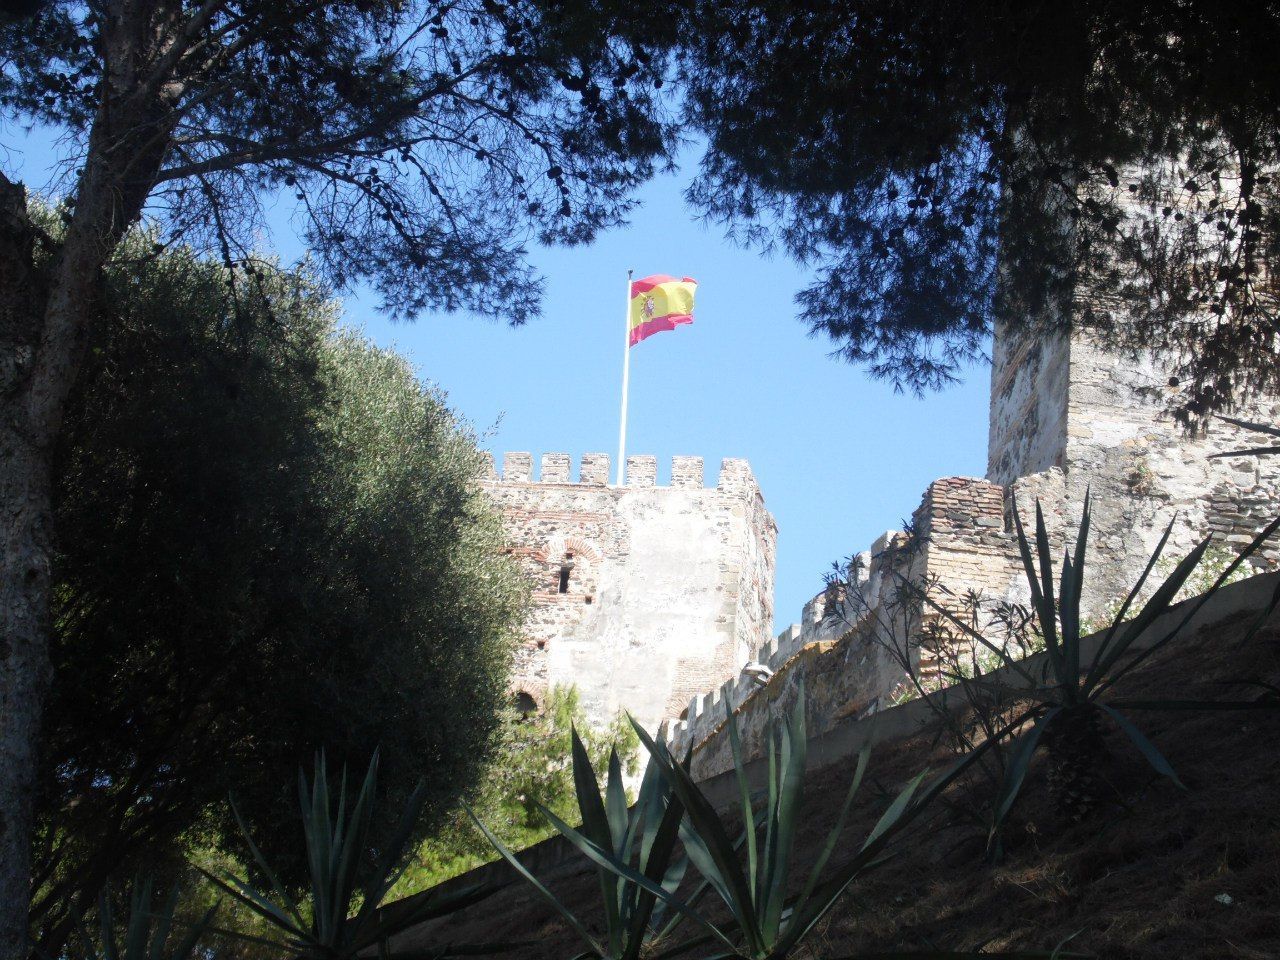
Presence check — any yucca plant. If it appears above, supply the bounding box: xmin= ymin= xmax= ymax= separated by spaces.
xmin=468 ymin=728 xmax=696 ymax=960
xmin=203 ymin=751 xmax=499 ymax=959
xmin=74 ymin=877 xmax=216 ymax=960
xmin=933 ymin=495 xmax=1280 ymax=837
xmin=537 ymin=687 xmax=1033 ymax=960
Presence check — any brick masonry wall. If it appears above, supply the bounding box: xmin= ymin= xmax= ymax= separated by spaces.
xmin=669 ymin=477 xmax=1034 ymax=771
xmin=482 ymin=453 xmax=777 ymax=736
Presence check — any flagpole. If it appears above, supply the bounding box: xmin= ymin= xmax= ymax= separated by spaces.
xmin=616 ymin=269 xmax=633 ymax=486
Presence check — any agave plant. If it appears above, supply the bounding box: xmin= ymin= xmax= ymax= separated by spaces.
xmin=75 ymin=877 xmax=216 ymax=960
xmin=468 ymin=728 xmax=696 ymax=960
xmin=536 ymin=686 xmax=1031 ymax=960
xmin=920 ymin=495 xmax=1280 ymax=841
xmin=1208 ymin=414 xmax=1280 ymax=458
xmin=203 ymin=751 xmax=497 ymax=959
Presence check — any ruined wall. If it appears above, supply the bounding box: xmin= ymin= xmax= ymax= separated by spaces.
xmin=482 ymin=453 xmax=777 ymax=735
xmin=668 ymin=392 xmax=1278 ymax=778
xmin=668 ymin=475 xmax=1042 ymax=773
xmin=987 ymin=318 xmax=1071 ymax=487
xmin=987 ymin=319 xmax=1280 ymax=617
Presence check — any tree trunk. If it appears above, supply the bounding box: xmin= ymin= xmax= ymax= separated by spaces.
xmin=0 ymin=178 xmax=51 ymax=960
xmin=0 ymin=4 xmax=191 ymax=947
xmin=0 ymin=138 xmax=163 ymax=960
xmin=0 ymin=431 xmax=54 ymax=960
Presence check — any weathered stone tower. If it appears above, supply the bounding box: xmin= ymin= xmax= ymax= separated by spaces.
xmin=480 ymin=452 xmax=776 ymax=735
xmin=989 ymin=319 xmax=1280 ymax=614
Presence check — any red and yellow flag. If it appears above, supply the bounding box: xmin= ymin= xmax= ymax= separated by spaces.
xmin=629 ymin=275 xmax=696 ymax=346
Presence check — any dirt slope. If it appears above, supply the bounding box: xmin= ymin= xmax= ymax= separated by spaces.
xmin=402 ymin=607 xmax=1280 ymax=959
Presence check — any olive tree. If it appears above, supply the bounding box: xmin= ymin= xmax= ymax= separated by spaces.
xmin=31 ymin=232 xmax=526 ymax=957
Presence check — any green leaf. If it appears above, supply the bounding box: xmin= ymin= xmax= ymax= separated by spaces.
xmin=464 ymin=802 xmax=603 ymax=958
xmin=791 ymin=739 xmax=871 ymax=922
xmin=571 ymin=725 xmax=622 ymax=944
xmin=862 ymin=771 xmax=925 ymax=853
xmin=1091 ymin=512 xmax=1278 ymax=699
xmin=1059 ymin=490 xmax=1090 ymax=689
xmin=1013 ymin=498 xmax=1063 ymax=681
xmin=536 ymin=803 xmax=737 ymax=952
xmin=620 ymin=776 xmax=687 ymax=960
xmin=1090 ymin=536 xmax=1212 ymax=692
xmin=606 ymin=747 xmax=629 ymax=856
xmin=1213 ymin=413 xmax=1280 ymax=439
xmin=1098 ymin=705 xmax=1184 ymax=788
xmin=571 ymin=726 xmax=612 ymax=850
xmin=1033 ymin=503 xmax=1061 ymax=653
xmin=1083 ymin=517 xmax=1175 ymax=691
xmin=991 ymin=708 xmax=1057 ymax=837
xmin=724 ymin=683 xmax=758 ymax=914
xmin=762 ymin=691 xmax=807 ymax=942
xmin=630 ymin=715 xmax=762 ymax=952
xmin=1207 ymin=444 xmax=1280 ymax=458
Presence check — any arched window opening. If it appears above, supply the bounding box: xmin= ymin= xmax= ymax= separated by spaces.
xmin=557 ymin=551 xmax=575 ymax=594
xmin=513 ymin=691 xmax=538 ymax=717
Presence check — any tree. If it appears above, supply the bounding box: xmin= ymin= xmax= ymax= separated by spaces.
xmin=0 ymin=0 xmax=677 ymax=946
xmin=678 ymin=1 xmax=1280 ymax=416
xmin=392 ymin=685 xmax=640 ymax=895
xmin=29 ymin=230 xmax=527 ymax=958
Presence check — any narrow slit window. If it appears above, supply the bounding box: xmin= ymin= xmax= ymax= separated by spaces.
xmin=557 ymin=551 xmax=575 ymax=594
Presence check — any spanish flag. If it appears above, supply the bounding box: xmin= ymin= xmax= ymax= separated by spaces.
xmin=629 ymin=274 xmax=696 ymax=346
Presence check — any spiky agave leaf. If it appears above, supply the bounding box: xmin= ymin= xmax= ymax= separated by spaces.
xmin=469 ymin=726 xmax=695 ymax=960
xmin=77 ymin=877 xmax=216 ymax=960
xmin=618 ymin=684 xmax=1033 ymax=960
xmin=990 ymin=502 xmax=1280 ymax=837
xmin=206 ymin=751 xmax=500 ymax=959
xmin=1208 ymin=414 xmax=1280 ymax=458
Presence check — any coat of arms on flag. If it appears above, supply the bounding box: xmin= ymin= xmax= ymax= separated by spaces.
xmin=628 ymin=275 xmax=696 ymax=346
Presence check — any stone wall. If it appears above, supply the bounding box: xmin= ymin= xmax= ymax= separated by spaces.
xmin=988 ymin=320 xmax=1280 ymax=618
xmin=668 ymin=368 xmax=1278 ymax=778
xmin=668 ymin=475 xmax=1046 ymax=773
xmin=482 ymin=453 xmax=777 ymax=735
xmin=1057 ymin=332 xmax=1280 ymax=614
xmin=988 ymin=318 xmax=1071 ymax=487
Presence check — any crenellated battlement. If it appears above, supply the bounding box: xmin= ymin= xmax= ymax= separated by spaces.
xmin=479 ymin=450 xmax=776 ymax=738
xmin=479 ymin=451 xmax=762 ymax=496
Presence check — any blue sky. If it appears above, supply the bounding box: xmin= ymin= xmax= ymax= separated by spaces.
xmin=8 ymin=129 xmax=991 ymax=629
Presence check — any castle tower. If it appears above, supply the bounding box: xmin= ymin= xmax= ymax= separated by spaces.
xmin=480 ymin=452 xmax=776 ymax=735
xmin=988 ymin=318 xmax=1280 ymax=614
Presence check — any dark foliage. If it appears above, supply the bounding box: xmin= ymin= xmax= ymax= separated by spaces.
xmin=30 ymin=236 xmax=526 ymax=956
xmin=679 ymin=1 xmax=1280 ymax=415
xmin=2 ymin=0 xmax=679 ymax=322
xmin=207 ymin=753 xmax=503 ymax=960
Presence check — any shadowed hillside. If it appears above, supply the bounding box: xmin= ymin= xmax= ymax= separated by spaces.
xmin=395 ymin=579 xmax=1280 ymax=959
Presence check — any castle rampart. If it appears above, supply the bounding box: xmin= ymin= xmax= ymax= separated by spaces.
xmin=481 ymin=453 xmax=777 ymax=736
xmin=668 ymin=322 xmax=1279 ymax=776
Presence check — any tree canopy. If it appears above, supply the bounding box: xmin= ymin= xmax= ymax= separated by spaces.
xmin=3 ymin=0 xmax=678 ymax=321
xmin=1 ymin=0 xmax=678 ymax=944
xmin=679 ymin=0 xmax=1280 ymax=417
xmin=30 ymin=229 xmax=527 ymax=956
